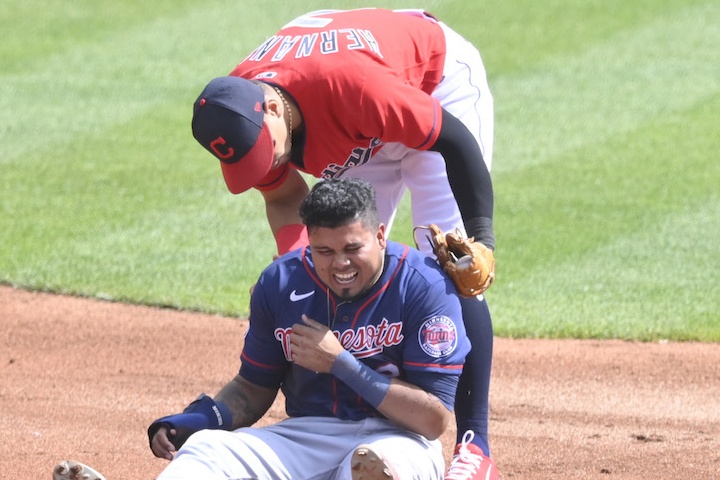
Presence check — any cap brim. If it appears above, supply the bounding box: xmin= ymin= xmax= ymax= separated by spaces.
xmin=220 ymin=123 xmax=274 ymax=194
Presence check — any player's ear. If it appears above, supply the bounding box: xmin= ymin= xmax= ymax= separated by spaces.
xmin=376 ymin=224 xmax=387 ymax=249
xmin=264 ymin=97 xmax=282 ymax=118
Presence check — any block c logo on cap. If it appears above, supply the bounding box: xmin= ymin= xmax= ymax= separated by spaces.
xmin=210 ymin=136 xmax=234 ymax=160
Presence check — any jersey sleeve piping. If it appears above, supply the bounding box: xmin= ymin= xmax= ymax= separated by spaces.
xmin=240 ymin=351 xmax=286 ymax=371
xmin=414 ymin=97 xmax=442 ymax=150
xmin=404 ymin=360 xmax=464 ymax=370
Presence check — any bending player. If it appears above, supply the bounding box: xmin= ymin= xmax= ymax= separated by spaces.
xmin=191 ymin=8 xmax=498 ymax=479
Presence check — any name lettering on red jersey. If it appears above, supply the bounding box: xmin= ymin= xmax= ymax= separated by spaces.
xmin=296 ymin=34 xmax=318 ymax=57
xmin=338 ymin=29 xmax=363 ymax=50
xmin=247 ymin=37 xmax=282 ymax=62
xmin=247 ymin=28 xmax=382 ymax=62
xmin=272 ymin=36 xmax=302 ymax=61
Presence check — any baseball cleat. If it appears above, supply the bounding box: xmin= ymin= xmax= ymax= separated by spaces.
xmin=53 ymin=460 xmax=106 ymax=480
xmin=350 ymin=444 xmax=397 ymax=480
xmin=444 ymin=430 xmax=499 ymax=480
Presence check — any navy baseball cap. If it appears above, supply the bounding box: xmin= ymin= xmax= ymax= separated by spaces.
xmin=191 ymin=76 xmax=274 ymax=194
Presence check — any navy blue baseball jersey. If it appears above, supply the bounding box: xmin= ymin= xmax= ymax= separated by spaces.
xmin=239 ymin=241 xmax=470 ymax=420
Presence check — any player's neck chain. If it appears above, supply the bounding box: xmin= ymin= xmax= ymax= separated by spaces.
xmin=273 ymin=86 xmax=292 ymax=153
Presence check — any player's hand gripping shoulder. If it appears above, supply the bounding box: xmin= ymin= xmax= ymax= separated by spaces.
xmin=425 ymin=224 xmax=495 ymax=296
xmin=289 ymin=315 xmax=345 ymax=372
xmin=293 ymin=317 xmax=453 ymax=440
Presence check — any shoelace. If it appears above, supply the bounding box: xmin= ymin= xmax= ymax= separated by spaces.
xmin=445 ymin=431 xmax=483 ymax=480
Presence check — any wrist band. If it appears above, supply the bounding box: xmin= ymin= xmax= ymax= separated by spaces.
xmin=147 ymin=394 xmax=233 ymax=450
xmin=275 ymin=224 xmax=309 ymax=255
xmin=331 ymin=350 xmax=391 ymax=408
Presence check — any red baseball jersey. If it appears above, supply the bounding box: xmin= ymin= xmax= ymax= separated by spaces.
xmin=228 ymin=8 xmax=447 ymax=190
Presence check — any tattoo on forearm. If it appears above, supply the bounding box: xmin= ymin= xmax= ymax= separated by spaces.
xmin=217 ymin=377 xmax=273 ymax=428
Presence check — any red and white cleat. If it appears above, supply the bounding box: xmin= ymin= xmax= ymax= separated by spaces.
xmin=445 ymin=431 xmax=499 ymax=480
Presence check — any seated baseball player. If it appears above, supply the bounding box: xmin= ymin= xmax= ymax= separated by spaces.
xmin=56 ymin=178 xmax=470 ymax=480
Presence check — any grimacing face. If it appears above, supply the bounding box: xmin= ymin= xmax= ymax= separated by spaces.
xmin=308 ymin=220 xmax=386 ymax=299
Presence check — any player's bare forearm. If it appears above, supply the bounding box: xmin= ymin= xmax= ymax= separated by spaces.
xmin=215 ymin=374 xmax=279 ymax=429
xmin=261 ymin=169 xmax=309 ymax=236
xmin=292 ymin=317 xmax=451 ymax=439
xmin=377 ymin=379 xmax=453 ymax=440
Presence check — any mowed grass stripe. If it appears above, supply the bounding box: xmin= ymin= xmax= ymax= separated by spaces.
xmin=495 ymin=88 xmax=720 ymax=275
xmin=492 ymin=92 xmax=720 ymax=340
xmin=461 ymin=0 xmax=708 ymax=75
xmin=0 ymin=1 xmax=301 ymax=164
xmin=492 ymin=2 xmax=720 ymax=174
xmin=493 ymin=195 xmax=720 ymax=340
xmin=495 ymin=90 xmax=720 ymax=273
xmin=0 ymin=0 xmax=211 ymax=72
xmin=0 ymin=93 xmax=287 ymax=312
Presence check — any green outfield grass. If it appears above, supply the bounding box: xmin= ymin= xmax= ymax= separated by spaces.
xmin=1 ymin=0 xmax=718 ymax=340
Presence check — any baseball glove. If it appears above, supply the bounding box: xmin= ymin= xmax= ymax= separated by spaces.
xmin=422 ymin=224 xmax=495 ymax=297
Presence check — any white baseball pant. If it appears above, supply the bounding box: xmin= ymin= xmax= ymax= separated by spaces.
xmin=156 ymin=417 xmax=444 ymax=480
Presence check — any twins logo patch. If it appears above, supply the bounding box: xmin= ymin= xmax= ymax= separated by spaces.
xmin=418 ymin=316 xmax=458 ymax=358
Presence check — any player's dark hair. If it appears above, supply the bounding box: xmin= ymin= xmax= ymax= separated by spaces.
xmin=300 ymin=178 xmax=379 ymax=231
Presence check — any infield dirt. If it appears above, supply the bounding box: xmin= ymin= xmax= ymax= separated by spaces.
xmin=2 ymin=285 xmax=719 ymax=479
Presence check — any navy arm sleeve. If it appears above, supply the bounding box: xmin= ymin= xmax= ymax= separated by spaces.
xmin=430 ymin=108 xmax=495 ymax=249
